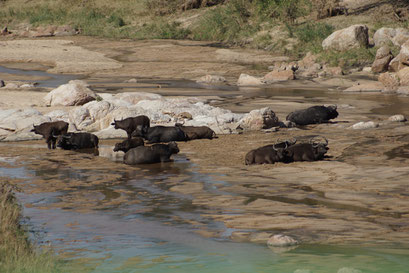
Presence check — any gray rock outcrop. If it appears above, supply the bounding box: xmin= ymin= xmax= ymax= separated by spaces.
xmin=237 ymin=107 xmax=280 ymax=131
xmin=374 ymin=27 xmax=409 ymax=47
xmin=322 ymin=24 xmax=369 ymax=51
xmin=44 ymin=80 xmax=97 ymax=106
xmin=371 ymin=46 xmax=393 ymax=73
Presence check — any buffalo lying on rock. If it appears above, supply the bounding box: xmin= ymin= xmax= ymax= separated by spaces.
xmin=113 ymin=137 xmax=144 ymax=153
xmin=57 ymin=132 xmax=99 ymax=150
xmin=175 ymin=123 xmax=217 ymax=140
xmin=31 ymin=121 xmax=69 ymax=149
xmin=132 ymin=125 xmax=187 ymax=143
xmin=285 ymin=136 xmax=329 ymax=162
xmin=245 ymin=139 xmax=296 ymax=165
xmin=111 ymin=115 xmax=150 ymax=139
xmin=123 ymin=142 xmax=179 ymax=165
xmin=286 ymin=105 xmax=338 ymax=126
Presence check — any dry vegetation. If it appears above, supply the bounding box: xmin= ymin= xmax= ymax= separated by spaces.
xmin=0 ymin=183 xmax=64 ymax=273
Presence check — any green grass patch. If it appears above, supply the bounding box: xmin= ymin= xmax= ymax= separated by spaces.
xmin=0 ymin=183 xmax=66 ymax=273
xmin=191 ymin=0 xmax=256 ymax=43
xmin=135 ymin=21 xmax=190 ymax=39
xmin=319 ymin=47 xmax=377 ymax=69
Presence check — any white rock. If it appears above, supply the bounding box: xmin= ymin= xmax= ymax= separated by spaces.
xmin=196 ymin=75 xmax=226 ymax=84
xmin=267 ymin=234 xmax=298 ymax=247
xmin=45 ymin=110 xmax=70 ymax=122
xmin=94 ymin=127 xmax=127 ymax=139
xmin=124 ymin=78 xmax=138 ymax=83
xmin=322 ymin=24 xmax=369 ymax=51
xmin=294 ymin=270 xmax=312 ymax=273
xmin=44 ymin=80 xmax=96 ymax=106
xmin=362 ymin=67 xmax=372 ymax=73
xmin=373 ymin=27 xmax=397 ymax=46
xmin=114 ymin=92 xmax=162 ymax=105
xmin=337 ymin=267 xmax=362 ymax=273
xmin=69 ymin=107 xmax=92 ymax=130
xmin=351 ymin=121 xmax=378 ymax=129
xmin=0 ymin=108 xmax=50 ymax=132
xmin=388 ymin=114 xmax=406 ymax=122
xmin=238 ymin=107 xmax=280 ymax=131
xmin=4 ymin=83 xmax=19 ymax=89
xmin=237 ymin=73 xmax=266 ymax=86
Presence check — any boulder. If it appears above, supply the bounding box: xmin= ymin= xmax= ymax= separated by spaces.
xmin=68 ymin=107 xmax=92 ymax=131
xmin=389 ymin=40 xmax=409 ymax=72
xmin=237 ymin=107 xmax=280 ymax=131
xmin=323 ymin=66 xmax=344 ymax=76
xmin=392 ymin=28 xmax=409 ymax=46
xmin=397 ymin=67 xmax=409 ymax=86
xmin=374 ymin=27 xmax=409 ymax=47
xmin=0 ymin=108 xmax=50 ymax=132
xmin=4 ymin=83 xmax=19 ymax=89
xmin=378 ymin=72 xmax=399 ymax=92
xmin=397 ymin=86 xmax=409 ymax=95
xmin=373 ymin=27 xmax=397 ymax=47
xmin=196 ymin=74 xmax=227 ymax=84
xmin=0 ymin=80 xmax=4 ymax=87
xmin=44 ymin=80 xmax=96 ymax=106
xmin=322 ymin=24 xmax=369 ymax=51
xmin=54 ymin=25 xmax=78 ymax=36
xmin=267 ymin=234 xmax=298 ymax=247
xmin=337 ymin=268 xmax=362 ymax=273
xmin=388 ymin=114 xmax=406 ymax=122
xmin=371 ymin=46 xmax=393 ymax=73
xmin=350 ymin=121 xmax=378 ymax=129
xmin=263 ymin=70 xmax=295 ymax=82
xmin=113 ymin=92 xmax=162 ymax=105
xmin=237 ymin=73 xmax=265 ymax=86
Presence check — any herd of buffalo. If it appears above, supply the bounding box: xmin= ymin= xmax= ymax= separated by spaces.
xmin=30 ymin=105 xmax=339 ymax=165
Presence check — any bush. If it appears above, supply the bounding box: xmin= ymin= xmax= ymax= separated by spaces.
xmin=254 ymin=0 xmax=311 ymax=23
xmin=191 ymin=0 xmax=255 ymax=42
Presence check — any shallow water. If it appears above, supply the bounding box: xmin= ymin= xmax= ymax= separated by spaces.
xmin=0 ymin=65 xmax=79 ymax=87
xmin=2 ymin=65 xmax=409 ymax=271
xmin=1 ymin=144 xmax=408 ymax=273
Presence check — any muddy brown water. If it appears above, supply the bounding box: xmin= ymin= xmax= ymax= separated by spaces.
xmin=1 ymin=65 xmax=409 ymax=272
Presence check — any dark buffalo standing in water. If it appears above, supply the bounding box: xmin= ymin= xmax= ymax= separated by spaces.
xmin=123 ymin=142 xmax=179 ymax=165
xmin=132 ymin=125 xmax=187 ymax=143
xmin=245 ymin=139 xmax=296 ymax=165
xmin=285 ymin=136 xmax=329 ymax=162
xmin=286 ymin=105 xmax=338 ymax=126
xmin=57 ymin=132 xmax=99 ymax=150
xmin=175 ymin=123 xmax=217 ymax=140
xmin=113 ymin=137 xmax=144 ymax=153
xmin=30 ymin=121 xmax=69 ymax=149
xmin=111 ymin=115 xmax=150 ymax=139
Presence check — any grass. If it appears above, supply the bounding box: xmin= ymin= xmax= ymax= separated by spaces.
xmin=0 ymin=0 xmax=407 ymax=68
xmin=0 ymin=182 xmax=66 ymax=273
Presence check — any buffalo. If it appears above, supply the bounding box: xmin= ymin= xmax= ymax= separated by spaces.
xmin=286 ymin=105 xmax=338 ymax=126
xmin=285 ymin=136 xmax=329 ymax=162
xmin=175 ymin=123 xmax=217 ymax=140
xmin=113 ymin=137 xmax=145 ymax=153
xmin=123 ymin=142 xmax=179 ymax=165
xmin=132 ymin=125 xmax=187 ymax=143
xmin=57 ymin=132 xmax=99 ymax=150
xmin=31 ymin=121 xmax=69 ymax=149
xmin=111 ymin=115 xmax=150 ymax=139
xmin=245 ymin=139 xmax=296 ymax=165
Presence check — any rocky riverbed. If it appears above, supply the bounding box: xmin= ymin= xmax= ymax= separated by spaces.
xmin=1 ymin=36 xmax=409 ymax=250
